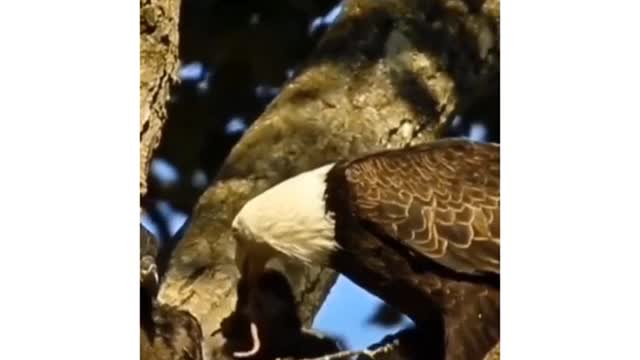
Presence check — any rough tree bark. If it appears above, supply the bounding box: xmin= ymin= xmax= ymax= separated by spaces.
xmin=140 ymin=0 xmax=180 ymax=198
xmin=154 ymin=0 xmax=499 ymax=359
xmin=140 ymin=1 xmax=190 ymax=358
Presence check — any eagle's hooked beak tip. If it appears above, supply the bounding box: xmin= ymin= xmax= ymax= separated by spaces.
xmin=232 ymin=322 xmax=261 ymax=358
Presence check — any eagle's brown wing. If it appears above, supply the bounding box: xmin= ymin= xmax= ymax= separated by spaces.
xmin=343 ymin=139 xmax=500 ymax=275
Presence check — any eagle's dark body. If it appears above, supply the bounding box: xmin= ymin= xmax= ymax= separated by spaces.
xmin=232 ymin=139 xmax=500 ymax=360
xmin=323 ymin=139 xmax=500 ymax=360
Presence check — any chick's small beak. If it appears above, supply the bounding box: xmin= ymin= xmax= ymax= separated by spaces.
xmin=140 ymin=256 xmax=159 ymax=292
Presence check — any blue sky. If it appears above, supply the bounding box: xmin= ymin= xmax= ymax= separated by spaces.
xmin=313 ymin=276 xmax=412 ymax=349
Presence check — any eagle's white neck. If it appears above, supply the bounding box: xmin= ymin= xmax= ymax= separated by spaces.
xmin=232 ymin=163 xmax=339 ymax=267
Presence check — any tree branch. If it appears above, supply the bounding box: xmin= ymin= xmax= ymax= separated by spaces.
xmin=279 ymin=330 xmax=499 ymax=360
xmin=156 ymin=0 xmax=499 ymax=359
xmin=141 ymin=1 xmax=197 ymax=358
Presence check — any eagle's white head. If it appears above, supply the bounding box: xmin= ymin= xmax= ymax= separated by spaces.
xmin=228 ymin=163 xmax=342 ymax=358
xmin=231 ymin=163 xmax=341 ymax=280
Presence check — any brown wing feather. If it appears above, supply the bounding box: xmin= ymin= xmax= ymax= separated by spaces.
xmin=343 ymin=139 xmax=500 ymax=275
xmin=437 ymin=280 xmax=500 ymax=360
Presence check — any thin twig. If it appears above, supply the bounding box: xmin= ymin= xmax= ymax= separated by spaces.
xmin=284 ymin=337 xmax=401 ymax=360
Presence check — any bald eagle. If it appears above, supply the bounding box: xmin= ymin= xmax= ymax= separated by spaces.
xmin=232 ymin=138 xmax=500 ymax=360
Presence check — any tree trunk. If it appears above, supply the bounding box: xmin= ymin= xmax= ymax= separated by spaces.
xmin=155 ymin=0 xmax=499 ymax=359
xmin=140 ymin=0 xmax=180 ymax=197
